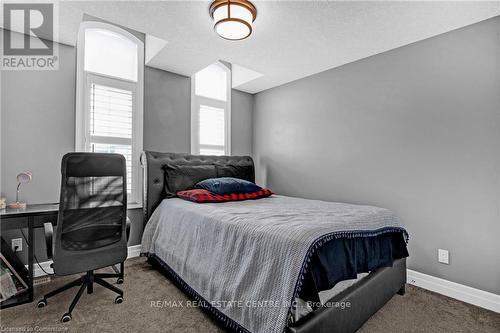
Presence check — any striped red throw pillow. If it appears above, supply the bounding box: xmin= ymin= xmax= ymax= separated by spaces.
xmin=177 ymin=188 xmax=273 ymax=203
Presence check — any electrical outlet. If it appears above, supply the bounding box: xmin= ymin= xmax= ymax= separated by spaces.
xmin=438 ymin=249 xmax=449 ymax=264
xmin=11 ymin=238 xmax=22 ymax=252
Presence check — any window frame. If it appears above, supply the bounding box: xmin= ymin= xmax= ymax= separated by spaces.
xmin=191 ymin=61 xmax=231 ymax=156
xmin=75 ymin=21 xmax=144 ymax=208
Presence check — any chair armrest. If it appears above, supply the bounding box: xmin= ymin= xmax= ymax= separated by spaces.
xmin=126 ymin=216 xmax=131 ymax=244
xmin=43 ymin=222 xmax=54 ymax=259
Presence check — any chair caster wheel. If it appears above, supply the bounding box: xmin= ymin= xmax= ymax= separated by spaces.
xmin=115 ymin=295 xmax=123 ymax=304
xmin=61 ymin=313 xmax=72 ymax=323
xmin=116 ymin=278 xmax=124 ymax=284
xmin=37 ymin=299 xmax=47 ymax=308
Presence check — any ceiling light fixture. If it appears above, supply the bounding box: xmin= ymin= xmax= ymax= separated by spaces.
xmin=209 ymin=0 xmax=257 ymax=41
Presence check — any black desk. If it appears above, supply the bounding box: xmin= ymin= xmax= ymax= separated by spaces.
xmin=0 ymin=204 xmax=59 ymax=308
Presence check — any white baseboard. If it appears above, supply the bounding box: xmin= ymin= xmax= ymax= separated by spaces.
xmin=31 ymin=244 xmax=143 ymax=278
xmin=407 ymin=269 xmax=500 ymax=313
xmin=127 ymin=244 xmax=142 ymax=259
xmin=32 ymin=261 xmax=53 ymax=278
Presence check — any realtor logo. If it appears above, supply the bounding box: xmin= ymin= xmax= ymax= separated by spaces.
xmin=2 ymin=2 xmax=59 ymax=70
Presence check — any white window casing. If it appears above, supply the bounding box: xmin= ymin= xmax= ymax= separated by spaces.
xmin=75 ymin=21 xmax=144 ymax=208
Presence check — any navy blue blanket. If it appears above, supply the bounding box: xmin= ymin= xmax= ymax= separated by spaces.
xmin=299 ymin=231 xmax=409 ymax=302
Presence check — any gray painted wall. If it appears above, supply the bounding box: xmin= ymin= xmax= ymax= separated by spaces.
xmin=1 ymin=42 xmax=76 ymax=206
xmin=1 ymin=37 xmax=254 ymax=262
xmin=143 ymin=67 xmax=191 ymax=153
xmin=253 ymin=17 xmax=500 ymax=294
xmin=231 ymin=89 xmax=254 ymax=156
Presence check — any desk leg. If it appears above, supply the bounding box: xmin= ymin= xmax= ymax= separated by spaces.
xmin=28 ymin=216 xmax=34 ymax=302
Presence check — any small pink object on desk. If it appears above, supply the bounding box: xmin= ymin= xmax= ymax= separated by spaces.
xmin=7 ymin=172 xmax=32 ymax=209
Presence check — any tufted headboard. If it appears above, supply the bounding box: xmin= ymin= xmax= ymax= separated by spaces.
xmin=140 ymin=151 xmax=255 ymax=225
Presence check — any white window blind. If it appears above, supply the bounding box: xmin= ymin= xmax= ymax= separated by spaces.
xmin=89 ymin=83 xmax=134 ymax=193
xmin=191 ymin=62 xmax=231 ymax=156
xmin=90 ymin=84 xmax=133 ymax=139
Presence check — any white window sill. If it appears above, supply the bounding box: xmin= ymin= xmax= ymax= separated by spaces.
xmin=127 ymin=202 xmax=143 ymax=210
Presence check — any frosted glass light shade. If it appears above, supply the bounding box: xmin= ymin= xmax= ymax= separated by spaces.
xmin=210 ymin=0 xmax=257 ymax=41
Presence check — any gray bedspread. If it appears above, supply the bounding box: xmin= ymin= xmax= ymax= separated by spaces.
xmin=141 ymin=195 xmax=407 ymax=333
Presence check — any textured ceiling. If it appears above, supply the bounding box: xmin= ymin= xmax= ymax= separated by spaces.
xmin=15 ymin=1 xmax=500 ymax=93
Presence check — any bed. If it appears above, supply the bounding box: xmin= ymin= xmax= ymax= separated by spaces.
xmin=140 ymin=151 xmax=408 ymax=333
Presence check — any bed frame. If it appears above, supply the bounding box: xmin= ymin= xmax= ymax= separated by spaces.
xmin=141 ymin=151 xmax=407 ymax=333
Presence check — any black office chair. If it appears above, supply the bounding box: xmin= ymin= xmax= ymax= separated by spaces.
xmin=37 ymin=153 xmax=129 ymax=322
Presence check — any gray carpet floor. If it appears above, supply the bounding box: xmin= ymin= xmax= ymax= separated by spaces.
xmin=1 ymin=257 xmax=498 ymax=333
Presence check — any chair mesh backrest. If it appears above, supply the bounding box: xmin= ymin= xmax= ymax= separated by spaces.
xmin=58 ymin=153 xmax=126 ymax=252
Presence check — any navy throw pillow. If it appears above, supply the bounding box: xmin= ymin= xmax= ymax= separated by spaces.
xmin=195 ymin=177 xmax=262 ymax=195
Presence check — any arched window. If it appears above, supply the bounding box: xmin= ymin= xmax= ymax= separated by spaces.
xmin=191 ymin=62 xmax=231 ymax=155
xmin=75 ymin=22 xmax=144 ymax=207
